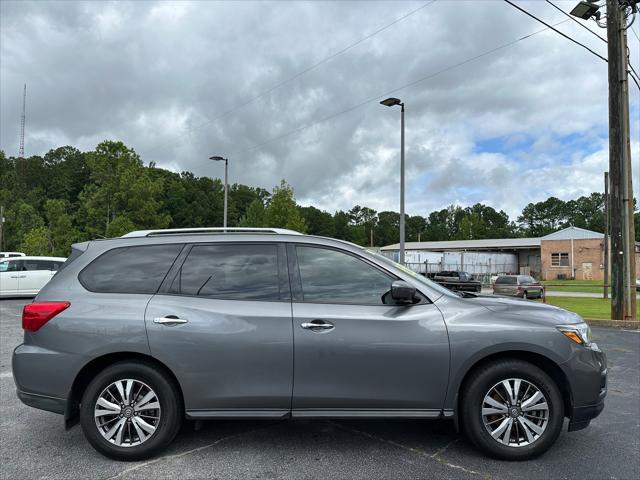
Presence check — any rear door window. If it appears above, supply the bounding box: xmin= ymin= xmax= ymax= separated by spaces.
xmin=79 ymin=244 xmax=183 ymax=294
xmin=170 ymin=243 xmax=284 ymax=301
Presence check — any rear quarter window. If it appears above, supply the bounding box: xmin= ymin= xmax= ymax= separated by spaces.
xmin=79 ymin=244 xmax=183 ymax=294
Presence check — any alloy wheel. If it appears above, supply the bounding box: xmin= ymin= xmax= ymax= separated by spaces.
xmin=94 ymin=379 xmax=161 ymax=447
xmin=481 ymin=378 xmax=549 ymax=447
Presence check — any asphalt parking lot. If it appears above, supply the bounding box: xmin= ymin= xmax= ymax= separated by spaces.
xmin=1 ymin=298 xmax=639 ymax=480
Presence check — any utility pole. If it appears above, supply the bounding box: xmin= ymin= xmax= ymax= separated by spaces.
xmin=604 ymin=172 xmax=609 ymax=300
xmin=606 ymin=0 xmax=636 ymax=320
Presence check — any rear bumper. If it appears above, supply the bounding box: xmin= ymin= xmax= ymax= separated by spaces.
xmin=17 ymin=389 xmax=66 ymax=415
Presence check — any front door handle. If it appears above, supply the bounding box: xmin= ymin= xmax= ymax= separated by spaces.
xmin=154 ymin=315 xmax=188 ymax=326
xmin=301 ymin=320 xmax=334 ymax=331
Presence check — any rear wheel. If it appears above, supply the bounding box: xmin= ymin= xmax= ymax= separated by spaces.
xmin=460 ymin=359 xmax=564 ymax=460
xmin=522 ymin=290 xmax=528 ymax=299
xmin=80 ymin=361 xmax=183 ymax=461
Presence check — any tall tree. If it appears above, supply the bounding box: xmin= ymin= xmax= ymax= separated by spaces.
xmin=264 ymin=180 xmax=306 ymax=232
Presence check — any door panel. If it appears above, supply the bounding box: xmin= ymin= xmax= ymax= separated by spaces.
xmin=292 ymin=302 xmax=449 ymax=412
xmin=146 ymin=295 xmax=293 ymax=413
xmin=19 ymin=270 xmax=50 ymax=294
xmin=0 ymin=272 xmax=20 ymax=295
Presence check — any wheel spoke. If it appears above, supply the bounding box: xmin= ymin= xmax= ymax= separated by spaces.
xmin=519 ymin=416 xmax=544 ymax=435
xmin=518 ymin=416 xmax=536 ymax=443
xmin=95 ymin=397 xmax=121 ymax=416
xmin=115 ymin=381 xmax=127 ymax=404
xmin=132 ymin=416 xmax=148 ymax=442
xmin=483 ymin=396 xmax=508 ymax=412
xmin=135 ymin=390 xmax=156 ymax=409
xmin=104 ymin=418 xmax=126 ymax=442
xmin=135 ymin=401 xmax=160 ymax=412
xmin=523 ymin=401 xmax=548 ymax=413
xmin=132 ymin=416 xmax=156 ymax=435
xmin=521 ymin=391 xmax=543 ymax=410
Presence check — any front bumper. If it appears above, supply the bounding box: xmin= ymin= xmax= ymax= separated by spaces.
xmin=566 ymin=345 xmax=607 ymax=432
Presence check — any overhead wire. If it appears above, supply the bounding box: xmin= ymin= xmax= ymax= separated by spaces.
xmin=545 ymin=0 xmax=608 ymax=43
xmin=503 ymin=0 xmax=608 ymax=62
xmin=143 ymin=0 xmax=438 ymax=156
xmin=227 ymin=20 xmax=573 ymax=156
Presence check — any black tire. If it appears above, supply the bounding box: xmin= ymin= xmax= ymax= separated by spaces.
xmin=460 ymin=359 xmax=564 ymax=460
xmin=522 ymin=290 xmax=528 ymax=299
xmin=80 ymin=361 xmax=183 ymax=461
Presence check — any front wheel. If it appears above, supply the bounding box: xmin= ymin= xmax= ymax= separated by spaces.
xmin=460 ymin=359 xmax=564 ymax=460
xmin=80 ymin=361 xmax=183 ymax=461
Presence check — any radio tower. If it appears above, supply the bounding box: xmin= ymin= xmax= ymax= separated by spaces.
xmin=18 ymin=83 xmax=26 ymax=158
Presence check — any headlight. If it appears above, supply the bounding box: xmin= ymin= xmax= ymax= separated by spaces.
xmin=557 ymin=323 xmax=592 ymax=346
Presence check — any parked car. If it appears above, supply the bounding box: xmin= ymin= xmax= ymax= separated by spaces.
xmin=13 ymin=228 xmax=606 ymax=461
xmin=0 ymin=256 xmax=66 ymax=297
xmin=432 ymin=270 xmax=482 ymax=293
xmin=493 ymin=274 xmax=544 ymax=299
xmin=636 ymin=278 xmax=640 ymax=291
xmin=0 ymin=251 xmax=25 ymax=258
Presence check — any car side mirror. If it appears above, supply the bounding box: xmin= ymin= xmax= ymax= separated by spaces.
xmin=391 ymin=280 xmax=417 ymax=304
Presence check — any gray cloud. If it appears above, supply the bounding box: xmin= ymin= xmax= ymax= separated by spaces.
xmin=1 ymin=0 xmax=638 ymax=220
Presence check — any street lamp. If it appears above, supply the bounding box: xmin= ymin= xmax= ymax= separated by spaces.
xmin=380 ymin=97 xmax=406 ymax=265
xmin=569 ymin=1 xmax=600 ymax=20
xmin=209 ymin=155 xmax=229 ymax=229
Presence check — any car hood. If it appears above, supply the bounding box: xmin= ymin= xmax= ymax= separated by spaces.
xmin=465 ymin=295 xmax=583 ymax=326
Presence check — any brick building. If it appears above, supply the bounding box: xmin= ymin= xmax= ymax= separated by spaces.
xmin=381 ymin=226 xmax=640 ymax=282
xmin=540 ymin=226 xmax=640 ymax=281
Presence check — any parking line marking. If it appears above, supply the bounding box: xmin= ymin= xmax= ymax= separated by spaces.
xmin=328 ymin=421 xmax=486 ymax=478
xmin=107 ymin=424 xmax=275 ymax=479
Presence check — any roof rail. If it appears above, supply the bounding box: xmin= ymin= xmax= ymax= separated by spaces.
xmin=121 ymin=227 xmax=303 ymax=238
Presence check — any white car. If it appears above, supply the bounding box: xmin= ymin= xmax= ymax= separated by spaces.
xmin=0 ymin=256 xmax=66 ymax=297
xmin=0 ymin=252 xmax=25 ymax=258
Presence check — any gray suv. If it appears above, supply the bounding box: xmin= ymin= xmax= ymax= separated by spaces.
xmin=12 ymin=228 xmax=607 ymax=461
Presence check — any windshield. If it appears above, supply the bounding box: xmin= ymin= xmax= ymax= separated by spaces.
xmin=366 ymin=250 xmax=458 ymax=299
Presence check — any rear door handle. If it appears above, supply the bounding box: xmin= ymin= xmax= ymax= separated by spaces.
xmin=301 ymin=320 xmax=334 ymax=331
xmin=154 ymin=315 xmax=188 ymax=326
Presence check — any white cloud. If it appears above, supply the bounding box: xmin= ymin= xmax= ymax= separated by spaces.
xmin=1 ymin=0 xmax=638 ymax=219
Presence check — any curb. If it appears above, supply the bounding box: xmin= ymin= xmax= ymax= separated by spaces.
xmin=584 ymin=318 xmax=640 ymax=329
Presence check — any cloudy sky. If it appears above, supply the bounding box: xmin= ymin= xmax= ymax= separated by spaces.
xmin=1 ymin=0 xmax=638 ymax=218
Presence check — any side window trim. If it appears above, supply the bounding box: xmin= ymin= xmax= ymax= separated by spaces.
xmin=291 ymin=243 xmax=406 ymax=306
xmin=158 ymin=242 xmax=291 ymax=302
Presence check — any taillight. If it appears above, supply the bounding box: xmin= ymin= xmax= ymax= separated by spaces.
xmin=22 ymin=302 xmax=70 ymax=332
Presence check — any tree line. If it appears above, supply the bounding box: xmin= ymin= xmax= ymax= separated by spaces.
xmin=0 ymin=140 xmax=631 ymax=258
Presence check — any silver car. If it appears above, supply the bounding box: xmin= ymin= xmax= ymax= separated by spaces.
xmin=493 ymin=274 xmax=544 ymax=299
xmin=13 ymin=228 xmax=606 ymax=461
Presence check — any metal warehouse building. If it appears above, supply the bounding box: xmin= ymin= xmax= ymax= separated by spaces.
xmin=380 ymin=226 xmax=640 ymax=282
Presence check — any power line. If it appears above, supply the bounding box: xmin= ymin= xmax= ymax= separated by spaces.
xmin=545 ymin=0 xmax=608 ymax=43
xmin=144 ymin=0 xmax=437 ymax=157
xmin=503 ymin=0 xmax=608 ymax=62
xmin=228 ymin=20 xmax=572 ymax=156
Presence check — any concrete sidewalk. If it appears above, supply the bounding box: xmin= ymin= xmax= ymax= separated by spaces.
xmin=481 ymin=288 xmax=640 ymax=299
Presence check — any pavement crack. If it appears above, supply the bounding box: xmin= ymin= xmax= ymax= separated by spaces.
xmin=105 ymin=423 xmax=277 ymax=480
xmin=327 ymin=421 xmax=488 ymax=478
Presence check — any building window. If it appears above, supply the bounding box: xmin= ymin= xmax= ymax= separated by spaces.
xmin=551 ymin=252 xmax=570 ymax=267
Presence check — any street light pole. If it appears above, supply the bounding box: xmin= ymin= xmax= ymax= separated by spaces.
xmin=380 ymin=97 xmax=406 ymax=265
xmin=400 ymin=102 xmax=405 ymax=266
xmin=209 ymin=156 xmax=229 ymax=229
